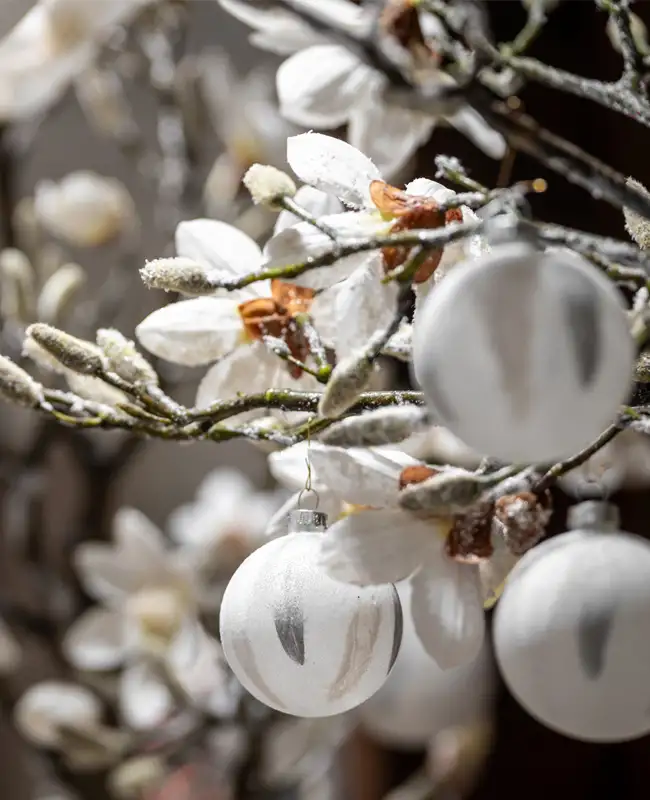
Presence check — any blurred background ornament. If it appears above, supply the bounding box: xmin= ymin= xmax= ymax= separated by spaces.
xmin=412 ymin=224 xmax=635 ymax=463
xmin=494 ymin=500 xmax=650 ymax=742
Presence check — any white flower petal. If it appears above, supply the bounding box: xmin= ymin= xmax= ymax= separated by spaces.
xmin=74 ymin=543 xmax=140 ymax=603
xmin=263 ymin=211 xmax=385 ymax=290
xmin=349 ymin=96 xmax=433 ymax=179
xmin=135 ymin=297 xmax=243 ymax=367
xmin=217 ymin=0 xmax=320 ymax=49
xmin=308 ymin=445 xmax=420 ymax=507
xmin=332 ymin=257 xmax=399 ymax=359
xmin=195 ymin=341 xmax=281 ymax=408
xmin=274 ymin=186 xmax=343 ymax=235
xmin=119 ymin=662 xmax=173 ymax=730
xmin=15 ymin=682 xmax=102 ymax=747
xmin=175 ymin=219 xmax=265 ymax=294
xmin=410 ymin=559 xmax=485 ymax=669
xmin=268 ymin=441 xmax=315 ymax=490
xmin=307 ymin=287 xmax=338 ymax=348
xmin=320 ymin=508 xmax=430 ymax=584
xmin=405 ymin=178 xmax=454 ymax=202
xmin=63 ymin=608 xmax=126 ymax=671
xmin=112 ymin=508 xmax=169 ymax=576
xmin=446 ymin=105 xmax=507 ymax=159
xmin=277 ymin=45 xmax=369 ymax=128
xmin=287 ymin=132 xmax=381 ymax=206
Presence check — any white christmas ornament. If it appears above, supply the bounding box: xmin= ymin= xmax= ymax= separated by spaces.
xmin=494 ymin=500 xmax=650 ymax=742
xmin=359 ymin=583 xmax=495 ymax=749
xmin=220 ymin=510 xmax=402 ymax=717
xmin=412 ymin=226 xmax=635 ymax=464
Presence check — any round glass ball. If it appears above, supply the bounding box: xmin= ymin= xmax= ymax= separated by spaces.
xmin=220 ymin=532 xmax=403 ymax=717
xmin=412 ymin=243 xmax=634 ymax=463
xmin=359 ymin=583 xmax=495 ymax=749
xmin=494 ymin=529 xmax=650 ymax=741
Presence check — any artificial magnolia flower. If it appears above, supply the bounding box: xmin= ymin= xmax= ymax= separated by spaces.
xmin=14 ymin=682 xmax=129 ymax=771
xmin=136 ymin=219 xmax=332 ymax=408
xmin=63 ymin=507 xmax=230 ymax=729
xmin=168 ymin=467 xmax=287 ymax=598
xmin=34 ymin=171 xmax=135 ymax=247
xmin=0 ymin=0 xmax=153 ymax=122
xmin=264 ymin=133 xmax=487 ymax=357
xmin=311 ymin=445 xmax=515 ymax=668
xmin=218 ymin=0 xmax=505 ymax=175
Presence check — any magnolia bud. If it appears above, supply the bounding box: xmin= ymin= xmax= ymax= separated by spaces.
xmin=607 ymin=12 xmax=649 ymax=56
xmin=318 ymin=353 xmax=374 ymax=418
xmin=623 ymin=177 xmax=650 ymax=250
xmin=37 ymin=264 xmax=86 ymax=324
xmin=108 ymin=755 xmax=167 ymax=800
xmin=0 ymin=355 xmax=44 ymax=407
xmin=243 ymin=164 xmax=296 ymax=208
xmin=321 ymin=405 xmax=428 ymax=447
xmin=0 ymin=248 xmax=36 ymax=322
xmin=97 ymin=329 xmax=158 ymax=386
xmin=26 ymin=324 xmax=105 ymax=376
xmin=75 ymin=67 xmax=136 ymax=143
xmin=23 ymin=336 xmax=65 ymax=374
xmin=140 ymin=257 xmax=222 ymax=296
xmin=34 ymin=172 xmax=135 ymax=248
xmin=399 ymin=468 xmax=484 ymax=516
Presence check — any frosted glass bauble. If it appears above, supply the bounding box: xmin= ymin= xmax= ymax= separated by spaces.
xmin=412 ymin=243 xmax=634 ymax=463
xmin=359 ymin=583 xmax=495 ymax=749
xmin=220 ymin=533 xmax=402 ymax=717
xmin=494 ymin=529 xmax=650 ymax=742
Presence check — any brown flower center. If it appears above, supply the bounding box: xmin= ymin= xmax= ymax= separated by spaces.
xmin=445 ymin=502 xmax=495 ymax=564
xmin=380 ymin=0 xmax=440 ymax=65
xmin=399 ymin=464 xmax=439 ymax=490
xmin=370 ymin=180 xmax=463 ymax=283
xmin=238 ymin=279 xmax=315 ymax=379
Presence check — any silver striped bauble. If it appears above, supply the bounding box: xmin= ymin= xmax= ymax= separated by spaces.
xmin=219 ymin=533 xmax=402 ymax=717
xmin=412 ymin=243 xmax=635 ymax=463
xmin=359 ymin=582 xmax=495 ymax=749
xmin=494 ymin=505 xmax=650 ymax=742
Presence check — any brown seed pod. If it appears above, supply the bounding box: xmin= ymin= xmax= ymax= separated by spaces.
xmin=494 ymin=490 xmax=552 ymax=556
xmin=446 ymin=501 xmax=495 ymax=564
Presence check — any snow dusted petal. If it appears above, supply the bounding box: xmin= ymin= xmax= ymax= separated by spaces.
xmin=349 ymin=96 xmax=434 ymax=179
xmin=15 ymin=682 xmax=103 ymax=747
xmin=446 ymin=105 xmax=506 ymax=160
xmin=309 ymin=446 xmax=420 ymax=507
xmin=410 ymin=557 xmax=485 ymax=669
xmin=287 ymin=133 xmax=381 ymax=206
xmin=135 ymin=297 xmax=243 ymax=367
xmin=75 ymin=543 xmax=140 ymax=603
xmin=274 ymin=186 xmax=343 ymax=235
xmin=63 ymin=608 xmax=126 ymax=671
xmin=195 ymin=341 xmax=281 ymax=408
xmin=263 ymin=212 xmax=386 ymax=290
xmin=175 ymin=219 xmax=268 ymax=297
xmin=320 ymin=508 xmax=429 ymax=585
xmin=277 ymin=45 xmax=369 ymax=128
xmin=333 ymin=256 xmax=399 ymax=359
xmin=119 ymin=662 xmax=173 ymax=730
xmin=405 ymin=178 xmax=454 ymax=202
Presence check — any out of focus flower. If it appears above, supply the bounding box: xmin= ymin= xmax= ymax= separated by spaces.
xmin=63 ymin=508 xmax=231 ymax=729
xmin=168 ymin=467 xmax=287 ymax=599
xmin=200 ymin=49 xmax=298 ymax=228
xmin=263 ymin=133 xmax=486 ymax=357
xmin=136 ymin=219 xmax=331 ymax=408
xmin=14 ymin=682 xmax=129 ymax=771
xmin=34 ymin=172 xmax=135 ymax=247
xmin=218 ymin=0 xmax=505 ymax=175
xmin=0 ymin=0 xmax=154 ymax=122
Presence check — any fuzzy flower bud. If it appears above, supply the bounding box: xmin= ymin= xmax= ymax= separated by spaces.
xmin=75 ymin=68 xmax=136 ymax=143
xmin=318 ymin=353 xmax=374 ymax=418
xmin=321 ymin=405 xmax=428 ymax=447
xmin=607 ymin=12 xmax=649 ymax=56
xmin=140 ymin=257 xmax=223 ymax=296
xmin=399 ymin=468 xmax=484 ymax=516
xmin=623 ymin=177 xmax=650 ymax=250
xmin=37 ymin=263 xmax=86 ymax=325
xmin=0 ymin=355 xmax=44 ymax=407
xmin=96 ymin=329 xmax=158 ymax=386
xmin=494 ymin=491 xmax=552 ymax=555
xmin=26 ymin=324 xmax=105 ymax=376
xmin=243 ymin=164 xmax=296 ymax=208
xmin=108 ymin=755 xmax=167 ymax=800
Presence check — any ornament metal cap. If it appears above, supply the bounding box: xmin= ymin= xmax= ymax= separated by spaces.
xmin=567 ymin=500 xmax=620 ymax=532
xmin=483 ymin=213 xmax=539 ymax=249
xmin=288 ymin=509 xmax=328 ymax=533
